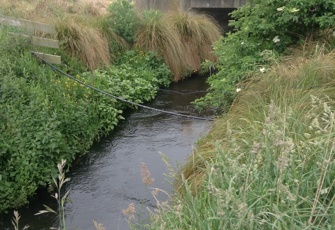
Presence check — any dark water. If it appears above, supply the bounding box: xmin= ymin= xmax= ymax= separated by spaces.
xmin=0 ymin=75 xmax=213 ymax=230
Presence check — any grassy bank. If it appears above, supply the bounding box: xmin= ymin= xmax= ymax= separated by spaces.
xmin=130 ymin=41 xmax=335 ymax=230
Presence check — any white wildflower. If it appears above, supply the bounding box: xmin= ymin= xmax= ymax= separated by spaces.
xmin=321 ymin=187 xmax=329 ymax=195
xmin=259 ymin=67 xmax=266 ymax=73
xmin=277 ymin=6 xmax=285 ymax=11
xmin=236 ymin=88 xmax=241 ymax=93
xmin=241 ymin=41 xmax=245 ymax=45
xmin=273 ymin=36 xmax=280 ymax=43
xmin=289 ymin=8 xmax=299 ymax=13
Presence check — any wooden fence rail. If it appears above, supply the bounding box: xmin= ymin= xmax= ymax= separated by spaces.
xmin=0 ymin=16 xmax=61 ymax=64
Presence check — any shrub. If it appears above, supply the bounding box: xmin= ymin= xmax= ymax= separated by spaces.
xmin=107 ymin=0 xmax=138 ymax=44
xmin=195 ymin=0 xmax=335 ymax=112
xmin=95 ymin=15 xmax=130 ymax=61
xmin=0 ymin=28 xmax=171 ymax=212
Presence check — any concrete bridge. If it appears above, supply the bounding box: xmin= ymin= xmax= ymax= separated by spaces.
xmin=180 ymin=0 xmax=246 ymax=10
xmin=135 ymin=0 xmax=247 ymax=32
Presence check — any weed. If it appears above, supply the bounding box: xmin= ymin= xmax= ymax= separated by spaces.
xmin=35 ymin=159 xmax=70 ymax=230
xmin=11 ymin=211 xmax=29 ymax=230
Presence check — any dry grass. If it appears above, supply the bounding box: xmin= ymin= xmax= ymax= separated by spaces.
xmin=135 ymin=10 xmax=222 ymax=81
xmin=176 ymin=44 xmax=335 ymax=194
xmin=166 ymin=11 xmax=221 ymax=72
xmin=135 ymin=10 xmax=188 ymax=81
xmin=0 ymin=0 xmax=115 ymax=69
xmin=56 ymin=16 xmax=110 ymax=70
xmin=0 ymin=0 xmax=114 ymax=22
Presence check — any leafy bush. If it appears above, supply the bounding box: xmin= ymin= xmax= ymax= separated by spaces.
xmin=195 ymin=0 xmax=335 ymax=112
xmin=0 ymin=28 xmax=171 ymax=212
xmin=107 ymin=0 xmax=138 ymax=44
xmin=115 ymin=50 xmax=172 ymax=87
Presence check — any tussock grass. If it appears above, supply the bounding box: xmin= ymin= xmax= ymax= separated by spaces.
xmin=56 ymin=16 xmax=110 ymax=70
xmin=166 ymin=10 xmax=221 ymax=71
xmin=135 ymin=10 xmax=222 ymax=81
xmin=145 ymin=44 xmax=335 ymax=229
xmin=135 ymin=10 xmax=188 ymax=81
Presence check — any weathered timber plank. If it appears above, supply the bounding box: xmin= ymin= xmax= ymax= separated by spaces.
xmin=32 ymin=51 xmax=61 ymax=64
xmin=0 ymin=16 xmax=56 ymax=34
xmin=9 ymin=32 xmax=59 ymax=48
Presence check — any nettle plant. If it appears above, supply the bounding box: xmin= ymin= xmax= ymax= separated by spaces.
xmin=195 ymin=0 xmax=335 ymax=112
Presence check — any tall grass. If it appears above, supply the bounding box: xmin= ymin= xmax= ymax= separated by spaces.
xmin=135 ymin=9 xmax=222 ymax=81
xmin=0 ymin=0 xmax=113 ymax=70
xmin=56 ymin=16 xmax=111 ymax=70
xmin=166 ymin=11 xmax=221 ymax=71
xmin=144 ymin=45 xmax=335 ymax=229
xmin=1 ymin=0 xmax=222 ymax=79
xmin=0 ymin=0 xmax=110 ymax=22
xmin=135 ymin=10 xmax=187 ymax=81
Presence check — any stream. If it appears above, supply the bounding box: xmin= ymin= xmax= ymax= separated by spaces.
xmin=0 ymin=75 xmax=213 ymax=230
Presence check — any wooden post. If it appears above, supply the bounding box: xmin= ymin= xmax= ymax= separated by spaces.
xmin=0 ymin=16 xmax=61 ymax=64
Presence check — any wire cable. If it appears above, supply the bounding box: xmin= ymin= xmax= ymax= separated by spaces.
xmin=31 ymin=52 xmax=214 ymax=121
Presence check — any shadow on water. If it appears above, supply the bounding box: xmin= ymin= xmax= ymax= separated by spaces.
xmin=0 ymin=74 xmax=213 ymax=230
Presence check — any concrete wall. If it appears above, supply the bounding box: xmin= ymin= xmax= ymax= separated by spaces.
xmin=135 ymin=0 xmax=179 ymax=12
xmin=135 ymin=0 xmax=246 ymax=12
xmin=134 ymin=0 xmax=246 ymax=32
xmin=181 ymin=0 xmax=246 ymax=10
xmin=192 ymin=8 xmax=235 ymax=33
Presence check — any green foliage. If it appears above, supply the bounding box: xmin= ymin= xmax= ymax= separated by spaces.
xmin=107 ymin=0 xmax=138 ymax=44
xmin=195 ymin=0 xmax=335 ymax=112
xmin=115 ymin=50 xmax=172 ymax=87
xmin=0 ymin=28 xmax=171 ymax=212
xmin=84 ymin=50 xmax=171 ymax=111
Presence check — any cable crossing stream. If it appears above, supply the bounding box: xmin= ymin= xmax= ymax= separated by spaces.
xmin=31 ymin=52 xmax=215 ymax=122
